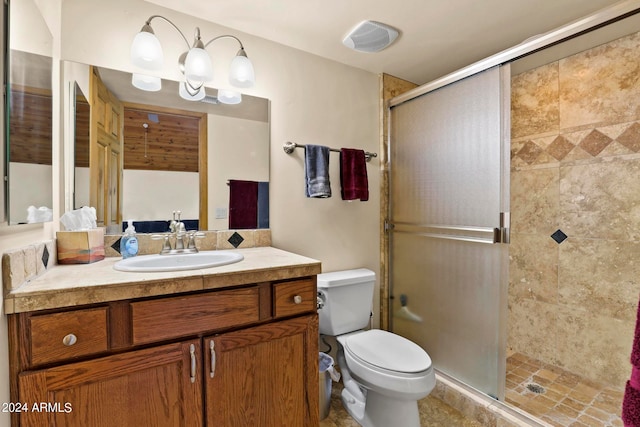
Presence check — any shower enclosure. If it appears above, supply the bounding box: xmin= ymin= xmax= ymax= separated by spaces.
xmin=388 ymin=65 xmax=511 ymax=400
xmin=386 ymin=5 xmax=640 ymax=426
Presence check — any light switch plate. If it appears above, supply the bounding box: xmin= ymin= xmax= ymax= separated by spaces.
xmin=215 ymin=207 xmax=227 ymax=219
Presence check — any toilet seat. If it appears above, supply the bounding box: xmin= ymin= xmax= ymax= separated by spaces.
xmin=344 ymin=329 xmax=432 ymax=374
xmin=337 ymin=329 xmax=435 ymax=400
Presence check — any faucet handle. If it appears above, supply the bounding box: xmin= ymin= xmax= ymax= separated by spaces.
xmin=151 ymin=234 xmax=172 ymax=253
xmin=169 ymin=211 xmax=177 ymax=233
xmin=187 ymin=232 xmax=206 ymax=250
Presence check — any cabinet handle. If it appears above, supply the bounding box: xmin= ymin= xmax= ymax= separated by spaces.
xmin=62 ymin=334 xmax=77 ymax=346
xmin=293 ymin=295 xmax=303 ymax=304
xmin=210 ymin=340 xmax=216 ymax=378
xmin=189 ymin=344 xmax=196 ymax=384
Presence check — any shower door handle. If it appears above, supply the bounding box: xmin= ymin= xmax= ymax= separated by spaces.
xmin=495 ymin=212 xmax=510 ymax=244
xmin=391 ymin=222 xmax=498 ymax=244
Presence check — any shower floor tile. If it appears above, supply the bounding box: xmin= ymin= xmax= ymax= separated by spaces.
xmin=506 ymin=352 xmax=624 ymax=427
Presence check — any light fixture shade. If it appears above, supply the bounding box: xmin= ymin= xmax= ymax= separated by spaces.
xmin=131 ymin=73 xmax=162 ymax=91
xmin=229 ymin=55 xmax=255 ymax=88
xmin=179 ymin=81 xmax=206 ymax=101
xmin=217 ymin=89 xmax=242 ymax=105
xmin=184 ymin=48 xmax=213 ymax=82
xmin=131 ymin=31 xmax=164 ymax=70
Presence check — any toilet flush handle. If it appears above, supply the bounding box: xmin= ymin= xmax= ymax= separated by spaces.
xmin=317 ymin=291 xmax=326 ymax=310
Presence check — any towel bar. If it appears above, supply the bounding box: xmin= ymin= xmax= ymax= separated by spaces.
xmin=283 ymin=141 xmax=377 ymax=162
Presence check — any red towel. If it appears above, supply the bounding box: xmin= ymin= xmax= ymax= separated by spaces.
xmin=624 ymin=379 xmax=640 ymax=427
xmin=340 ymin=148 xmax=369 ymax=201
xmin=229 ymin=180 xmax=258 ymax=229
xmin=623 ymin=294 xmax=640 ymax=426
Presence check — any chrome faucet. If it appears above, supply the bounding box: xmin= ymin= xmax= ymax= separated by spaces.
xmin=152 ymin=211 xmax=204 ymax=254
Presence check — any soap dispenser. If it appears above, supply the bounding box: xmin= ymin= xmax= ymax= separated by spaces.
xmin=120 ymin=220 xmax=139 ymax=259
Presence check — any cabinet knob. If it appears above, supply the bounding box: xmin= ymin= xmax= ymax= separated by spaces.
xmin=293 ymin=295 xmax=303 ymax=304
xmin=62 ymin=334 xmax=77 ymax=346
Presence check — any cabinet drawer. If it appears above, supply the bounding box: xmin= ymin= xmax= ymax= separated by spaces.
xmin=29 ymin=307 xmax=109 ymax=366
xmin=273 ymin=279 xmax=316 ymax=318
xmin=131 ymin=287 xmax=260 ymax=345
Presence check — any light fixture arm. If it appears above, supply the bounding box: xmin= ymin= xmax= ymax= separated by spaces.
xmin=143 ymin=15 xmax=191 ymax=51
xmin=203 ymin=35 xmax=246 ymax=54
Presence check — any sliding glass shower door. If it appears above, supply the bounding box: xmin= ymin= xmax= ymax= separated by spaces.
xmin=388 ymin=65 xmax=510 ymax=399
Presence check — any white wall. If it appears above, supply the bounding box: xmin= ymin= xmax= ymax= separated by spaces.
xmin=122 ymin=170 xmax=199 ymax=221
xmin=0 ymin=1 xmax=380 ymax=424
xmin=8 ymin=163 xmax=53 ymax=223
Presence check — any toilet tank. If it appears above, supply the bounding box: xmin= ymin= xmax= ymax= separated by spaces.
xmin=317 ymin=268 xmax=375 ymax=336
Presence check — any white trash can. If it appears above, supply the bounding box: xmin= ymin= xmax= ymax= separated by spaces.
xmin=319 ymin=352 xmax=336 ymax=420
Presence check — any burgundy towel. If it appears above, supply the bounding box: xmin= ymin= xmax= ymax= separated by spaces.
xmin=624 ymin=380 xmax=640 ymax=426
xmin=340 ymin=148 xmax=369 ymax=201
xmin=623 ymin=294 xmax=640 ymax=426
xmin=631 ymin=296 xmax=640 ymax=368
xmin=229 ymin=180 xmax=258 ymax=229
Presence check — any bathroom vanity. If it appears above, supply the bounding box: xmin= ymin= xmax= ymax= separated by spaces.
xmin=5 ymin=247 xmax=320 ymax=427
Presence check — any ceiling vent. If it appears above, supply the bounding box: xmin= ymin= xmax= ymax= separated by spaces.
xmin=342 ymin=20 xmax=399 ymax=53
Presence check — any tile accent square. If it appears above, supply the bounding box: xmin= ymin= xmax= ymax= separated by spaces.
xmin=578 ymin=130 xmax=612 ymax=157
xmin=551 ymin=229 xmax=568 ymax=244
xmin=228 ymin=232 xmax=244 ymax=248
xmin=547 ymin=136 xmax=575 ymax=161
xmin=41 ymin=246 xmax=50 ymax=268
xmin=617 ymin=122 xmax=640 ymax=152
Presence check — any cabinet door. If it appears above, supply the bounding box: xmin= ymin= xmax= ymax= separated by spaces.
xmin=18 ymin=340 xmax=203 ymax=427
xmin=205 ymin=315 xmax=319 ymax=427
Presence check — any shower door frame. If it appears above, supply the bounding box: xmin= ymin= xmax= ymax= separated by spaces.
xmin=386 ymin=64 xmax=512 ymax=400
xmin=382 ymin=0 xmax=640 ymax=406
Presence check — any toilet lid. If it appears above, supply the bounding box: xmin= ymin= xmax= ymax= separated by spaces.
xmin=344 ymin=330 xmax=432 ymax=373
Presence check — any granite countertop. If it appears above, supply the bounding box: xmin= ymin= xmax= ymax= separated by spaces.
xmin=5 ymin=247 xmax=321 ymax=314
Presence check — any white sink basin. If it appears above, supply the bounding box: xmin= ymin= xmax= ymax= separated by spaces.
xmin=113 ymin=251 xmax=244 ymax=272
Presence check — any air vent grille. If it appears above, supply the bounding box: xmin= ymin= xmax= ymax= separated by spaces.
xmin=343 ymin=20 xmax=399 ymax=53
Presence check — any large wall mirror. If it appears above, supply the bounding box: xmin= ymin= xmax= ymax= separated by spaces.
xmin=65 ymin=62 xmax=270 ymax=234
xmin=5 ymin=0 xmax=54 ymax=225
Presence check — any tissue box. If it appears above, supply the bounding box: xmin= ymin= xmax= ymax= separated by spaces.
xmin=56 ymin=228 xmax=105 ymax=264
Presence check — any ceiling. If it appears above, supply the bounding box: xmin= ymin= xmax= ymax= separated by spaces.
xmin=145 ymin=0 xmax=629 ymax=85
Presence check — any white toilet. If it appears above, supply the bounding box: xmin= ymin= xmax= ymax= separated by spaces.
xmin=317 ymin=268 xmax=435 ymax=427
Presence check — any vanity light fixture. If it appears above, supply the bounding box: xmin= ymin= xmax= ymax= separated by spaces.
xmin=131 ymin=73 xmax=162 ymax=92
xmin=130 ymin=15 xmax=255 ymax=104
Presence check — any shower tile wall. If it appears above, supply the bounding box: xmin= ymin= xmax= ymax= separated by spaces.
xmin=509 ymin=31 xmax=640 ymax=389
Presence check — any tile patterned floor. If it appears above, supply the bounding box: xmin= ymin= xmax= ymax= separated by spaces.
xmin=319 ymin=381 xmax=483 ymax=427
xmin=506 ymin=352 xmax=625 ymax=427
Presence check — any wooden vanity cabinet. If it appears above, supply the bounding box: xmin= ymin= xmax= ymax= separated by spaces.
xmin=9 ymin=277 xmax=319 ymax=427
xmin=18 ymin=340 xmax=203 ymax=427
xmin=205 ymin=316 xmax=317 ymax=426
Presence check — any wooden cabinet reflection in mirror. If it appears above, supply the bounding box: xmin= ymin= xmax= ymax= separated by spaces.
xmin=9 ymin=83 xmax=52 ymax=224
xmin=89 ymin=66 xmax=123 ymax=227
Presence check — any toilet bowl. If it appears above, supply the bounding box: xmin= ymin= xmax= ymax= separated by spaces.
xmin=336 ymin=329 xmax=435 ymax=427
xmin=339 ymin=330 xmax=435 ymax=398
xmin=317 ymin=269 xmax=436 ymax=427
